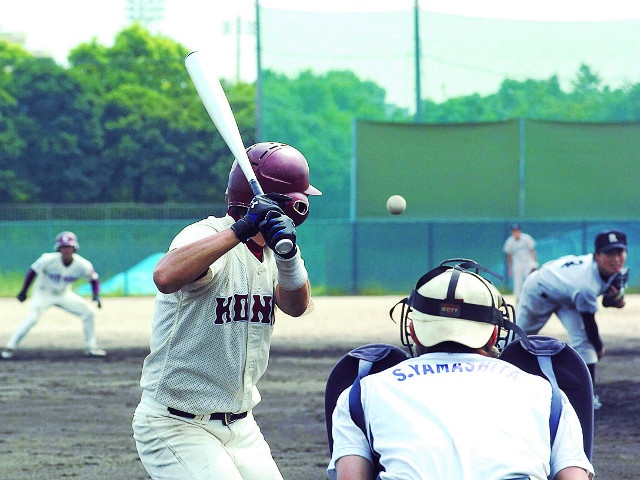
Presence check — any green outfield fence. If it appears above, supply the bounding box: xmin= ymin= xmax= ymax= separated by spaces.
xmin=1 ymin=205 xmax=638 ymax=295
xmin=354 ymin=119 xmax=640 ymax=220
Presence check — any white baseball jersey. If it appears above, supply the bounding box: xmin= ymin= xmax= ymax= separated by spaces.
xmin=527 ymin=254 xmax=612 ymax=314
xmin=140 ymin=215 xmax=279 ymax=415
xmin=30 ymin=252 xmax=98 ymax=295
xmin=328 ymin=353 xmax=593 ymax=480
xmin=503 ymin=233 xmax=536 ymax=267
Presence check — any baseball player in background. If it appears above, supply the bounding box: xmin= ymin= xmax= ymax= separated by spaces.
xmin=132 ymin=142 xmax=321 ymax=480
xmin=503 ymin=222 xmax=537 ymax=300
xmin=1 ymin=231 xmax=105 ymax=359
xmin=516 ymin=229 xmax=629 ymax=410
xmin=328 ymin=261 xmax=594 ymax=480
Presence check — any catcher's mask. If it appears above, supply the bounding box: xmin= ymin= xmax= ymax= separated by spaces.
xmin=226 ymin=142 xmax=321 ymax=226
xmin=390 ymin=258 xmax=529 ymax=357
xmin=54 ymin=231 xmax=79 ymax=252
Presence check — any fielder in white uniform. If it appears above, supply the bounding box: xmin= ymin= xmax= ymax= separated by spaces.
xmin=132 ymin=142 xmax=321 ymax=480
xmin=503 ymin=223 xmax=537 ymax=299
xmin=516 ymin=229 xmax=629 ymax=409
xmin=1 ymin=231 xmax=104 ymax=359
xmin=329 ymin=263 xmax=594 ymax=480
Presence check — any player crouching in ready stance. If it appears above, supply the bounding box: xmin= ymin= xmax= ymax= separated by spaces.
xmin=327 ymin=260 xmax=594 ymax=480
xmin=132 ymin=142 xmax=320 ymax=480
xmin=1 ymin=231 xmax=104 ymax=359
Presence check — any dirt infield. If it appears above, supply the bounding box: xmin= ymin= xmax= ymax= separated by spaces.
xmin=0 ymin=295 xmax=638 ymax=479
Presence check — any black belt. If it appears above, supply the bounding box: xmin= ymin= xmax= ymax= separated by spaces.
xmin=168 ymin=407 xmax=248 ymax=425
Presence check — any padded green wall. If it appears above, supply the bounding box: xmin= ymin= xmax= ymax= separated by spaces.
xmin=355 ymin=120 xmax=521 ymax=219
xmin=355 ymin=119 xmax=640 ymax=220
xmin=524 ymin=121 xmax=640 ymax=218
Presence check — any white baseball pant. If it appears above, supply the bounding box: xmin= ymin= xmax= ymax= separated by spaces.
xmin=516 ymin=273 xmax=598 ymax=365
xmin=132 ymin=394 xmax=283 ymax=480
xmin=7 ymin=290 xmax=98 ymax=350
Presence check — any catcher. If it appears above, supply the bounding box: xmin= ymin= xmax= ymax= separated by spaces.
xmin=327 ymin=260 xmax=594 ymax=480
xmin=516 ymin=229 xmax=629 ymax=410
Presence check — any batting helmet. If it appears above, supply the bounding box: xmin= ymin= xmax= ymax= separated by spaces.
xmin=54 ymin=231 xmax=79 ymax=251
xmin=391 ymin=259 xmax=523 ymax=356
xmin=226 ymin=142 xmax=321 ymax=226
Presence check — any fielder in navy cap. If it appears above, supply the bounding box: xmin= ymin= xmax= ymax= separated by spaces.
xmin=516 ymin=227 xmax=629 ymax=410
xmin=595 ymin=230 xmax=627 ymax=253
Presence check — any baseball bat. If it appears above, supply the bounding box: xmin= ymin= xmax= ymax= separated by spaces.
xmin=185 ymin=51 xmax=293 ymax=255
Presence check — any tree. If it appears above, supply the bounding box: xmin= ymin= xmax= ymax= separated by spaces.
xmin=68 ymin=25 xmax=255 ymax=203
xmin=6 ymin=56 xmax=104 ymax=202
xmin=262 ymin=69 xmax=409 ymax=217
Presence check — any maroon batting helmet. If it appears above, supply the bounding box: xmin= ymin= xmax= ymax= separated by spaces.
xmin=226 ymin=142 xmax=321 ymax=225
xmin=54 ymin=231 xmax=79 ymax=251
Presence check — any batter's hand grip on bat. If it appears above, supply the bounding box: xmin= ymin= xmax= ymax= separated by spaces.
xmin=275 ymin=239 xmax=294 ymax=255
xmin=185 ymin=51 xmax=292 ymax=254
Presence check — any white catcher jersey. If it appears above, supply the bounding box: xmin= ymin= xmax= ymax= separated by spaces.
xmin=140 ymin=215 xmax=280 ymax=415
xmin=503 ymin=233 xmax=536 ymax=266
xmin=533 ymin=254 xmax=614 ymax=314
xmin=30 ymin=252 xmax=97 ymax=295
xmin=328 ymin=353 xmax=593 ymax=480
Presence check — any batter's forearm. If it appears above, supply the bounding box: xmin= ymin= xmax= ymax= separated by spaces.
xmin=154 ymin=230 xmax=240 ymax=293
xmin=276 ymin=281 xmax=311 ymax=317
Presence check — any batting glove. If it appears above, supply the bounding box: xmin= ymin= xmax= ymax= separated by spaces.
xmin=230 ymin=193 xmax=290 ymax=243
xmin=17 ymin=291 xmax=27 ymax=302
xmin=93 ymin=294 xmax=102 ymax=309
xmin=259 ymin=210 xmax=297 ymax=258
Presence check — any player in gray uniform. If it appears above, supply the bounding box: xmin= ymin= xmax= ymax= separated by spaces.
xmin=1 ymin=231 xmax=104 ymax=359
xmin=132 ymin=142 xmax=321 ymax=480
xmin=516 ymin=229 xmax=629 ymax=409
xmin=503 ymin=222 xmax=537 ymax=299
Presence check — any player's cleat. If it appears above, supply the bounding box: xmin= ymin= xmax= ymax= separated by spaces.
xmin=1 ymin=348 xmax=15 ymax=360
xmin=593 ymin=394 xmax=602 ymax=410
xmin=83 ymin=348 xmax=107 ymax=358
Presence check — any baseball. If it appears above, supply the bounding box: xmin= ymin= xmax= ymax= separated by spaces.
xmin=386 ymin=195 xmax=406 ymax=215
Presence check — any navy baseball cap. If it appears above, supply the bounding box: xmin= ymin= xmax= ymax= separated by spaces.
xmin=510 ymin=223 xmax=521 ymax=231
xmin=595 ymin=230 xmax=627 ymax=253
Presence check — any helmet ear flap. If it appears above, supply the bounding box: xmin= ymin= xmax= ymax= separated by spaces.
xmin=486 ymin=326 xmax=499 ymax=349
xmin=408 ymin=320 xmax=424 ymax=348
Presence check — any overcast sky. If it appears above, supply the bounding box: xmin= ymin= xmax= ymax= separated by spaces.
xmin=3 ymin=0 xmax=640 ymax=67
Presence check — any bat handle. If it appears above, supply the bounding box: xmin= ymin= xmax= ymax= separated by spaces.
xmin=275 ymin=238 xmax=294 ymax=256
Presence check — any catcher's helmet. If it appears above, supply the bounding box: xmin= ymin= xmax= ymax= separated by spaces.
xmin=226 ymin=142 xmax=321 ymax=226
xmin=54 ymin=231 xmax=79 ymax=251
xmin=391 ymin=259 xmax=522 ymax=356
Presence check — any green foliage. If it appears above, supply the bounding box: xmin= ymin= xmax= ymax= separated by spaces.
xmin=261 ymin=69 xmax=409 ymax=217
xmin=2 ymin=23 xmax=640 ymax=209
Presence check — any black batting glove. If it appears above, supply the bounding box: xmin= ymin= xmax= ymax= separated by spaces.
xmin=93 ymin=294 xmax=102 ymax=309
xmin=259 ymin=210 xmax=297 ymax=259
xmin=17 ymin=291 xmax=27 ymax=302
xmin=230 ymin=193 xmax=290 ymax=243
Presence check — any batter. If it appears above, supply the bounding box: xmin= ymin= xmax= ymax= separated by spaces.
xmin=132 ymin=142 xmax=321 ymax=480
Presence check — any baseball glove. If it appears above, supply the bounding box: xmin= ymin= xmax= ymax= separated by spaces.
xmin=602 ymin=267 xmax=630 ymax=308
